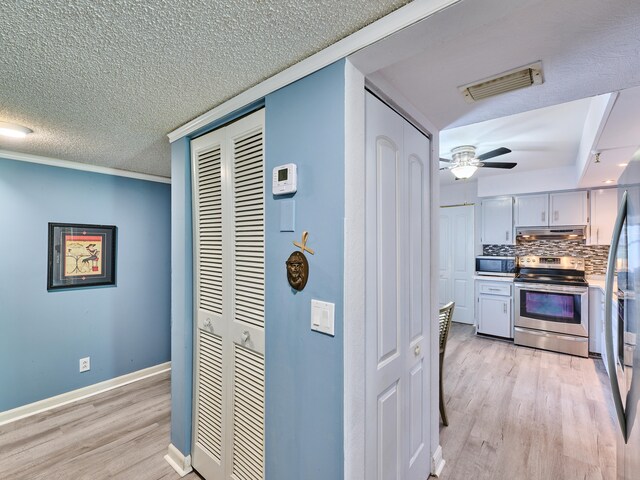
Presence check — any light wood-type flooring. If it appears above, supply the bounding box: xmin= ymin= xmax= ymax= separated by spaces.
xmin=0 ymin=325 xmax=618 ymax=480
xmin=0 ymin=371 xmax=202 ymax=480
xmin=437 ymin=323 xmax=618 ymax=480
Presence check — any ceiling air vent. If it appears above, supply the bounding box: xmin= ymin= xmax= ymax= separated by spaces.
xmin=459 ymin=62 xmax=543 ymax=103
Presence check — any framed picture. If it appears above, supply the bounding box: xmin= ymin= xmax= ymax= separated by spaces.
xmin=47 ymin=223 xmax=117 ymax=290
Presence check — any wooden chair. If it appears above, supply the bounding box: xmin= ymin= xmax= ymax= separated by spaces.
xmin=439 ymin=301 xmax=455 ymax=426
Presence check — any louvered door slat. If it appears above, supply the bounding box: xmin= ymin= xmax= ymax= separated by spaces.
xmin=232 ymin=345 xmax=265 ymax=480
xmin=234 ymin=126 xmax=265 ymax=331
xmin=197 ymin=144 xmax=223 ymax=316
xmin=196 ymin=331 xmax=224 ymax=462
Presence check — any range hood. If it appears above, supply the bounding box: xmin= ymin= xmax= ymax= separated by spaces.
xmin=516 ymin=226 xmax=586 ymax=241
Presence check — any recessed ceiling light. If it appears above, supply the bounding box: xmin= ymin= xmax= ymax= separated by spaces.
xmin=0 ymin=121 xmax=33 ymax=139
xmin=603 ymin=179 xmax=615 ymax=184
xmin=618 ymin=163 xmax=628 ymax=167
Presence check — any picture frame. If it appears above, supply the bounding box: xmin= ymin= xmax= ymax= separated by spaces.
xmin=47 ymin=223 xmax=117 ymax=290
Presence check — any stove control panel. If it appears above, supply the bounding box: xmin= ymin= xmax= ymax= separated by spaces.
xmin=517 ymin=256 xmax=585 ymax=271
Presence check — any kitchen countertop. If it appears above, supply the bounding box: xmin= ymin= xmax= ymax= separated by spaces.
xmin=587 ymin=275 xmax=606 ymax=291
xmin=587 ymin=274 xmax=619 ymax=300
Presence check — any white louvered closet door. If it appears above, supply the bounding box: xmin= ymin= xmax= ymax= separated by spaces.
xmin=191 ymin=109 xmax=265 ymax=480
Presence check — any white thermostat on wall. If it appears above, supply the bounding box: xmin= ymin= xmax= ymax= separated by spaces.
xmin=272 ymin=163 xmax=297 ymax=196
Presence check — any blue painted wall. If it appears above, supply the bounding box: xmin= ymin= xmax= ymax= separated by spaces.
xmin=264 ymin=60 xmax=345 ymax=480
xmin=0 ymin=158 xmax=171 ymax=411
xmin=167 ymin=64 xmax=346 ymax=477
xmin=170 ymin=137 xmax=194 ymax=454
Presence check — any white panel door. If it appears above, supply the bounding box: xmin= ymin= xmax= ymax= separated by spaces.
xmin=365 ymin=92 xmax=430 ymax=480
xmin=192 ymin=109 xmax=265 ymax=480
xmin=439 ymin=213 xmax=451 ymax=306
xmin=403 ymin=117 xmax=430 ymax=480
xmin=442 ymin=205 xmax=474 ymax=324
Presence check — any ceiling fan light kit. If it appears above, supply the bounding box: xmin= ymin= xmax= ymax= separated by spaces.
xmin=451 ymin=164 xmax=478 ymax=179
xmin=440 ymin=145 xmax=516 ymax=179
xmin=459 ymin=61 xmax=544 ymax=103
xmin=0 ymin=121 xmax=33 ymax=139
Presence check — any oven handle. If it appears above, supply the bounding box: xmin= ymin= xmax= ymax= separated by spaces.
xmin=604 ymin=189 xmax=627 ymax=442
xmin=514 ymin=283 xmax=587 ymax=294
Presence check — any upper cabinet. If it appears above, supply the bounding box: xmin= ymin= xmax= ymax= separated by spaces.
xmin=481 ymin=197 xmax=514 ymax=245
xmin=514 ymin=194 xmax=549 ymax=227
xmin=589 ymin=188 xmax=619 ymax=245
xmin=549 ymin=191 xmax=588 ymax=225
xmin=514 ymin=191 xmax=588 ymax=227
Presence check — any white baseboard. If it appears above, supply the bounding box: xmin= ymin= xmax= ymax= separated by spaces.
xmin=431 ymin=444 xmax=446 ymax=477
xmin=0 ymin=362 xmax=171 ymax=426
xmin=165 ymin=443 xmax=193 ymax=477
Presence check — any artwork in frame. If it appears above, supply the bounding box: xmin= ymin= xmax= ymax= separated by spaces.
xmin=47 ymin=223 xmax=117 ymax=290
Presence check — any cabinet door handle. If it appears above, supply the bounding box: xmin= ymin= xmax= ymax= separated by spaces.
xmin=542 ymin=211 xmax=545 ymax=222
xmin=505 ymin=231 xmax=509 ymax=241
xmin=488 ymin=288 xmax=501 ymax=292
xmin=554 ymin=210 xmax=559 ymax=221
xmin=503 ymin=303 xmax=507 ymax=314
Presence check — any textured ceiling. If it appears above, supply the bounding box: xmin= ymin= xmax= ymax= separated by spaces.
xmin=0 ymin=0 xmax=411 ymax=177
xmin=352 ymin=0 xmax=640 ymax=130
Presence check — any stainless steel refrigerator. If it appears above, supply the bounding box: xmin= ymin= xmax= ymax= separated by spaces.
xmin=605 ymin=156 xmax=640 ymax=479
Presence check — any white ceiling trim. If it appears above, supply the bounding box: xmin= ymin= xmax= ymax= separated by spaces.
xmin=0 ymin=149 xmax=171 ymax=184
xmin=167 ymin=0 xmax=460 ymax=142
xmin=575 ymin=93 xmax=618 ymax=186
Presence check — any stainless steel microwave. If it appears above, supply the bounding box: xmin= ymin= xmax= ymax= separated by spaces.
xmin=475 ymin=256 xmax=516 ymax=276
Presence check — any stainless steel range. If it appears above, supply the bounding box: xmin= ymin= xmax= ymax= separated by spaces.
xmin=514 ymin=256 xmax=589 ymax=357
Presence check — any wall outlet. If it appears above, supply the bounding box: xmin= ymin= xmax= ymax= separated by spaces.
xmin=79 ymin=357 xmax=90 ymax=373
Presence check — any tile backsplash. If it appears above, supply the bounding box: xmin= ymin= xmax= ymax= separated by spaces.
xmin=483 ymin=240 xmax=610 ymax=275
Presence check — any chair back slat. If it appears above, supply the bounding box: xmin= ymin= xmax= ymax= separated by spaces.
xmin=439 ymin=301 xmax=455 ymax=352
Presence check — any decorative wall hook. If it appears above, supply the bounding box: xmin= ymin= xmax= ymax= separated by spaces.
xmin=293 ymin=231 xmax=315 ymax=255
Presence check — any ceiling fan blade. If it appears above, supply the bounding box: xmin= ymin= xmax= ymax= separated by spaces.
xmin=439 ymin=157 xmax=451 ymax=163
xmin=476 ymin=147 xmax=511 ymax=161
xmin=479 ymin=162 xmax=517 ymax=169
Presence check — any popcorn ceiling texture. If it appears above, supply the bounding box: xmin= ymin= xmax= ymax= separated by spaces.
xmin=483 ymin=240 xmax=610 ymax=275
xmin=0 ymin=0 xmax=411 ymax=177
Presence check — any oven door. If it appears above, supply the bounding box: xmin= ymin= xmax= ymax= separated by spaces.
xmin=514 ymin=283 xmax=589 ymax=337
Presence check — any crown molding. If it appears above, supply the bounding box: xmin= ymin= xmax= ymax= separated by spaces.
xmin=0 ymin=149 xmax=171 ymax=184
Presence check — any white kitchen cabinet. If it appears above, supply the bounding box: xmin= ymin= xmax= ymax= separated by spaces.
xmin=481 ymin=197 xmax=513 ymax=245
xmin=514 ymin=194 xmax=549 ymax=227
xmin=476 ymin=279 xmax=513 ymax=338
xmin=589 ymin=188 xmax=618 ymax=245
xmin=549 ymin=191 xmax=588 ymax=226
xmin=588 ymin=286 xmax=604 ymax=354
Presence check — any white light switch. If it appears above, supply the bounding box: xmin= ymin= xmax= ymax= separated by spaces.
xmin=311 ymin=299 xmax=335 ymax=336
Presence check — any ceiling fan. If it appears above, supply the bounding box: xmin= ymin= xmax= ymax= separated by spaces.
xmin=440 ymin=145 xmax=517 ymax=179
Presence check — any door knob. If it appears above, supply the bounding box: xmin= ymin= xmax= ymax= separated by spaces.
xmin=241 ymin=331 xmax=250 ymax=343
xmin=414 ymin=345 xmax=421 ymax=356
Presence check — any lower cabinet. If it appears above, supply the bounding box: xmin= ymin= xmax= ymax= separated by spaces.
xmin=588 ymin=286 xmax=605 ymax=354
xmin=476 ymin=280 xmax=513 ymax=338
